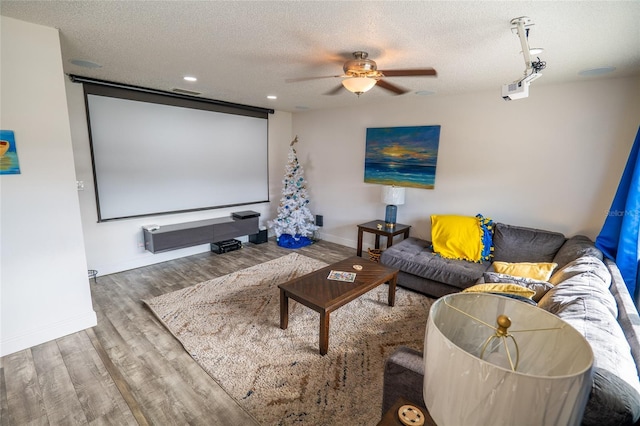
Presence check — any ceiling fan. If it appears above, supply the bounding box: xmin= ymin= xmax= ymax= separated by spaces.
xmin=286 ymin=51 xmax=437 ymax=96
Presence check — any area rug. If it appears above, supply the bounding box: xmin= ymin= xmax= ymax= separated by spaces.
xmin=143 ymin=253 xmax=433 ymax=425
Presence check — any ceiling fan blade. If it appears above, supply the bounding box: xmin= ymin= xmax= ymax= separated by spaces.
xmin=324 ymin=84 xmax=344 ymax=95
xmin=285 ymin=75 xmax=343 ymax=83
xmin=376 ymin=79 xmax=409 ymax=95
xmin=378 ymin=68 xmax=437 ymax=77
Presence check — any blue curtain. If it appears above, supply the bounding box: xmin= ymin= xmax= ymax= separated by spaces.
xmin=596 ymin=126 xmax=640 ymax=307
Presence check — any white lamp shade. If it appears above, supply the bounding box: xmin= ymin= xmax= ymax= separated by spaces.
xmin=342 ymin=77 xmax=377 ymax=94
xmin=424 ymin=293 xmax=593 ymax=426
xmin=381 ymin=186 xmax=405 ymax=205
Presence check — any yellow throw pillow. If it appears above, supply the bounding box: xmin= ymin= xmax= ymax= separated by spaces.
xmin=463 ymin=283 xmax=536 ymax=299
xmin=431 ymin=215 xmax=483 ymax=262
xmin=492 ymin=261 xmax=558 ymax=281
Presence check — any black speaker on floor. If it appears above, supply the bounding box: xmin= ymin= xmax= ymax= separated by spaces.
xmin=316 ymin=215 xmax=324 ymax=227
xmin=249 ymin=229 xmax=268 ymax=244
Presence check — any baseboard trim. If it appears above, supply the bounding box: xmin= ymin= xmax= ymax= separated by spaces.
xmin=317 ymin=232 xmax=355 ymax=249
xmin=95 ymin=244 xmax=211 ymax=276
xmin=0 ymin=310 xmax=97 ymax=357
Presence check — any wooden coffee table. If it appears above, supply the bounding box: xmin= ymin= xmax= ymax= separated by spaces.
xmin=279 ymin=256 xmax=399 ymax=355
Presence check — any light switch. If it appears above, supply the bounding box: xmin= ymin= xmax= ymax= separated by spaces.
xmin=77 ymin=180 xmax=85 ymax=191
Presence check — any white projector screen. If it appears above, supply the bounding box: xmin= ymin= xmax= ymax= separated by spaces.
xmin=83 ymin=83 xmax=270 ymax=221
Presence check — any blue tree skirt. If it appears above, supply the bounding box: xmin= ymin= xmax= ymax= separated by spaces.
xmin=277 ymin=234 xmax=313 ymax=249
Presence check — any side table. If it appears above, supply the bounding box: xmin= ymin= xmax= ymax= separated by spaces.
xmin=357 ymin=220 xmax=411 ymax=257
xmin=377 ymin=397 xmax=436 ymax=426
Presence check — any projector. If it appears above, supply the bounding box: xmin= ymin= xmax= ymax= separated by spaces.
xmin=502 ymin=73 xmax=542 ymax=100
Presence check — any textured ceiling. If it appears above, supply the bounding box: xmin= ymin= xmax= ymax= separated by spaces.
xmin=2 ymin=1 xmax=639 ymax=112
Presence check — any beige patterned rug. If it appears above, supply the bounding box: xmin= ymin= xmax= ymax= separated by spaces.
xmin=143 ymin=253 xmax=433 ymax=425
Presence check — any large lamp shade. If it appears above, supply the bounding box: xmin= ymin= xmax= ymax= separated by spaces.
xmin=424 ymin=293 xmax=593 ymax=426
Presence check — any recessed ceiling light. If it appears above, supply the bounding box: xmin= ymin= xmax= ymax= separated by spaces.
xmin=578 ymin=67 xmax=616 ymax=77
xmin=267 ymin=95 xmax=277 ymax=100
xmin=183 ymin=76 xmax=197 ymax=82
xmin=295 ymin=106 xmax=310 ymax=110
xmin=69 ymin=59 xmax=102 ymax=68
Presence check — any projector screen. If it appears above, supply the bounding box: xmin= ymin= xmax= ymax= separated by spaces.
xmin=82 ymin=82 xmax=270 ymax=221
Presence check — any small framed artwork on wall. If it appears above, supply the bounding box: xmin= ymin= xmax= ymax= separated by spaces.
xmin=0 ymin=130 xmax=21 ymax=175
xmin=364 ymin=125 xmax=440 ymax=189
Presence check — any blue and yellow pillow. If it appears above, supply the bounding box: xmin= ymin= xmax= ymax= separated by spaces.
xmin=477 ymin=214 xmax=494 ymax=260
xmin=431 ymin=214 xmax=493 ymax=263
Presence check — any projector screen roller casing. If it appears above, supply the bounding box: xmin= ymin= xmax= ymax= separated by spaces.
xmin=82 ymin=82 xmax=270 ymax=221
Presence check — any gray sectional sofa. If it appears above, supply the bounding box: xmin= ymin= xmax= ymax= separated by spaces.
xmin=380 ymin=223 xmax=640 ymax=425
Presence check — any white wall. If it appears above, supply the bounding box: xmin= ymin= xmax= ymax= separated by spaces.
xmin=68 ymin=75 xmax=640 ymax=277
xmin=293 ymin=77 xmax=640 ymax=250
xmin=0 ymin=17 xmax=97 ymax=356
xmin=66 ymin=78 xmax=292 ymax=275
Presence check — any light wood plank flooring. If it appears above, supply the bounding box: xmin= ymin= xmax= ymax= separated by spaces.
xmin=1 ymin=239 xmax=355 ymax=425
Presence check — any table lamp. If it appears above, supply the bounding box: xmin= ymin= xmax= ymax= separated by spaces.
xmin=423 ymin=292 xmax=593 ymax=426
xmin=381 ymin=186 xmax=405 ymax=228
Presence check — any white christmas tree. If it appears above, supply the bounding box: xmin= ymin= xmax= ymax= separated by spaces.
xmin=269 ymin=136 xmax=317 ymax=247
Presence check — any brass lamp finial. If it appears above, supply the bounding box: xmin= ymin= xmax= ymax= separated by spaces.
xmin=496 ymin=315 xmax=511 ymax=336
xmin=480 ymin=314 xmax=520 ymax=371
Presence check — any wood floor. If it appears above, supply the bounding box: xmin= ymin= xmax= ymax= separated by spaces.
xmin=0 ymin=239 xmax=355 ymax=425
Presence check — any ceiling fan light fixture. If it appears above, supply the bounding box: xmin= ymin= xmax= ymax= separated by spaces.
xmin=342 ymin=77 xmax=377 ymax=95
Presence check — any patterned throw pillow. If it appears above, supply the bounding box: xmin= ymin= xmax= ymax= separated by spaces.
xmin=483 ymin=272 xmax=553 ymax=302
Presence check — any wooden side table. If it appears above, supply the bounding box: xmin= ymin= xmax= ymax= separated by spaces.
xmin=377 ymin=397 xmax=436 ymax=426
xmin=357 ymin=220 xmax=411 ymax=257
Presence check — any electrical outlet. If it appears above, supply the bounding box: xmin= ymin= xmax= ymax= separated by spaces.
xmin=76 ymin=180 xmax=85 ymax=191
